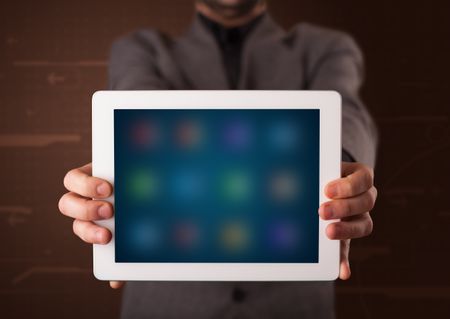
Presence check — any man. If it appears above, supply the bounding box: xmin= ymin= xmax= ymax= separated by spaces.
xmin=58 ymin=0 xmax=378 ymax=318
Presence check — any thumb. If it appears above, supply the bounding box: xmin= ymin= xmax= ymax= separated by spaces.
xmin=339 ymin=239 xmax=351 ymax=280
xmin=110 ymin=281 xmax=125 ymax=289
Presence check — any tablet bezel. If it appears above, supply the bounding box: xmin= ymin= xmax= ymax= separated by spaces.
xmin=92 ymin=90 xmax=341 ymax=281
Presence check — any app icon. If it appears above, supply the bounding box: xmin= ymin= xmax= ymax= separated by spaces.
xmin=131 ymin=119 xmax=160 ymax=149
xmin=221 ymin=170 xmax=251 ymax=202
xmin=222 ymin=119 xmax=252 ymax=150
xmin=171 ymin=169 xmax=205 ymax=202
xmin=128 ymin=217 xmax=163 ymax=253
xmin=127 ymin=168 xmax=159 ymax=201
xmin=219 ymin=220 xmax=249 ymax=253
xmin=269 ymin=170 xmax=298 ymax=202
xmin=267 ymin=219 xmax=299 ymax=253
xmin=172 ymin=220 xmax=200 ymax=251
xmin=269 ymin=121 xmax=298 ymax=151
xmin=175 ymin=119 xmax=203 ymax=149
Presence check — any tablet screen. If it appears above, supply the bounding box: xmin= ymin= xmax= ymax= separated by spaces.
xmin=114 ymin=109 xmax=319 ymax=263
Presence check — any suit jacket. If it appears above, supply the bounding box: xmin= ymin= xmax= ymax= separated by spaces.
xmin=109 ymin=13 xmax=378 ymax=319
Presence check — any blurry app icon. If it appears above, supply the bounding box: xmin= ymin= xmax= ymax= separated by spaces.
xmin=173 ymin=220 xmax=199 ymax=251
xmin=127 ymin=169 xmax=159 ymax=201
xmin=220 ymin=220 xmax=249 ymax=253
xmin=129 ymin=218 xmax=163 ymax=253
xmin=175 ymin=120 xmax=202 ymax=149
xmin=269 ymin=171 xmax=298 ymax=202
xmin=223 ymin=119 xmax=252 ymax=150
xmin=269 ymin=121 xmax=298 ymax=151
xmin=222 ymin=170 xmax=251 ymax=202
xmin=267 ymin=220 xmax=299 ymax=253
xmin=131 ymin=120 xmax=160 ymax=149
xmin=172 ymin=170 xmax=205 ymax=202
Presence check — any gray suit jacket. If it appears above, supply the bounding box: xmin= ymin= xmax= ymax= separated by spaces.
xmin=109 ymin=13 xmax=378 ymax=319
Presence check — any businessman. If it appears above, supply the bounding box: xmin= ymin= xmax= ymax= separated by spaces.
xmin=58 ymin=0 xmax=378 ymax=318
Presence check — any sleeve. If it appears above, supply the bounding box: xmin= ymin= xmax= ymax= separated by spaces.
xmin=304 ymin=28 xmax=378 ymax=168
xmin=108 ymin=30 xmax=170 ymax=90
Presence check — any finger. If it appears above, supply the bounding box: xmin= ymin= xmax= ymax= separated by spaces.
xmin=319 ymin=187 xmax=377 ymax=220
xmin=326 ymin=213 xmax=373 ymax=240
xmin=72 ymin=219 xmax=112 ymax=244
xmin=63 ymin=163 xmax=112 ymax=198
xmin=79 ymin=163 xmax=92 ymax=175
xmin=325 ymin=163 xmax=374 ymax=199
xmin=59 ymin=192 xmax=113 ymax=221
xmin=339 ymin=239 xmax=351 ymax=280
xmin=110 ymin=281 xmax=124 ymax=289
xmin=341 ymin=162 xmax=359 ymax=176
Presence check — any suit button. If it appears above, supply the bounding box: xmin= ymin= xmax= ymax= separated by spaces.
xmin=232 ymin=287 xmax=246 ymax=303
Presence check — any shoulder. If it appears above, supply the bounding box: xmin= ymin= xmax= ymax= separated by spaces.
xmin=287 ymin=22 xmax=362 ymax=59
xmin=110 ymin=28 xmax=173 ymax=57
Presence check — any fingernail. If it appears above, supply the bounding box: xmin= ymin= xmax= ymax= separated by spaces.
xmin=96 ymin=230 xmax=104 ymax=242
xmin=326 ymin=183 xmax=338 ymax=198
xmin=98 ymin=205 xmax=111 ymax=219
xmin=97 ymin=183 xmax=109 ymax=196
xmin=323 ymin=204 xmax=334 ymax=219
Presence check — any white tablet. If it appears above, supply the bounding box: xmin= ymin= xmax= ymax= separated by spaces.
xmin=92 ymin=90 xmax=341 ymax=281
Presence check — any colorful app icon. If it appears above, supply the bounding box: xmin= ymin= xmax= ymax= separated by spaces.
xmin=172 ymin=220 xmax=200 ymax=251
xmin=127 ymin=168 xmax=159 ymax=201
xmin=175 ymin=119 xmax=202 ymax=149
xmin=267 ymin=219 xmax=299 ymax=253
xmin=269 ymin=121 xmax=298 ymax=151
xmin=221 ymin=170 xmax=251 ymax=202
xmin=171 ymin=170 xmax=205 ymax=202
xmin=219 ymin=220 xmax=249 ymax=253
xmin=131 ymin=119 xmax=160 ymax=149
xmin=222 ymin=119 xmax=252 ymax=150
xmin=269 ymin=170 xmax=298 ymax=202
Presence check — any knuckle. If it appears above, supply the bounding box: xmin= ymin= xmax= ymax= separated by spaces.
xmin=344 ymin=179 xmax=355 ymax=196
xmin=58 ymin=194 xmax=67 ymax=214
xmin=63 ymin=169 xmax=76 ymax=189
xmin=367 ymin=188 xmax=377 ymax=209
xmin=340 ymin=200 xmax=352 ymax=217
xmin=361 ymin=187 xmax=377 ymax=212
xmin=86 ymin=200 xmax=100 ymax=220
xmin=330 ymin=223 xmax=341 ymax=239
xmin=73 ymin=220 xmax=88 ymax=242
xmin=81 ymin=175 xmax=98 ymax=197
xmin=366 ymin=165 xmax=375 ymax=178
xmin=80 ymin=173 xmax=91 ymax=190
xmin=363 ymin=169 xmax=374 ymax=188
xmin=346 ymin=199 xmax=355 ymax=216
xmin=72 ymin=220 xmax=80 ymax=237
xmin=345 ymin=223 xmax=355 ymax=238
xmin=364 ymin=192 xmax=375 ymax=210
xmin=354 ymin=162 xmax=365 ymax=170
xmin=364 ymin=217 xmax=374 ymax=236
xmin=372 ymin=186 xmax=378 ymax=201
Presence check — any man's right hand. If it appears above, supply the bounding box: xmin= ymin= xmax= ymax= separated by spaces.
xmin=58 ymin=162 xmax=123 ymax=289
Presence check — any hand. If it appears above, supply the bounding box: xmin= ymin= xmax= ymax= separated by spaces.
xmin=319 ymin=162 xmax=377 ymax=280
xmin=58 ymin=163 xmax=124 ymax=289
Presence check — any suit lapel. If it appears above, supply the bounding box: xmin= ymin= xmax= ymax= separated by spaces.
xmin=238 ymin=14 xmax=285 ymax=89
xmin=173 ymin=13 xmax=304 ymax=90
xmin=238 ymin=14 xmax=305 ymax=90
xmin=174 ymin=16 xmax=229 ymax=90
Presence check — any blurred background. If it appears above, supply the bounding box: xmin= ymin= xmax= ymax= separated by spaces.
xmin=0 ymin=0 xmax=449 ymax=318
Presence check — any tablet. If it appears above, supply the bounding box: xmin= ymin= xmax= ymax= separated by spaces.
xmin=92 ymin=90 xmax=341 ymax=281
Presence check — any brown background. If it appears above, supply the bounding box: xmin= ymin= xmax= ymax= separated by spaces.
xmin=0 ymin=0 xmax=449 ymax=318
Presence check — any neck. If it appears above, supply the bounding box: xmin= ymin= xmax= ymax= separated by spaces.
xmin=195 ymin=2 xmax=266 ymax=28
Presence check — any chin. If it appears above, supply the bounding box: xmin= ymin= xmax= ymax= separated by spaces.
xmin=202 ymin=0 xmax=261 ymax=18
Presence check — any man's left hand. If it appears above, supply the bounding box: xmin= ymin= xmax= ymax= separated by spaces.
xmin=319 ymin=162 xmax=377 ymax=280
